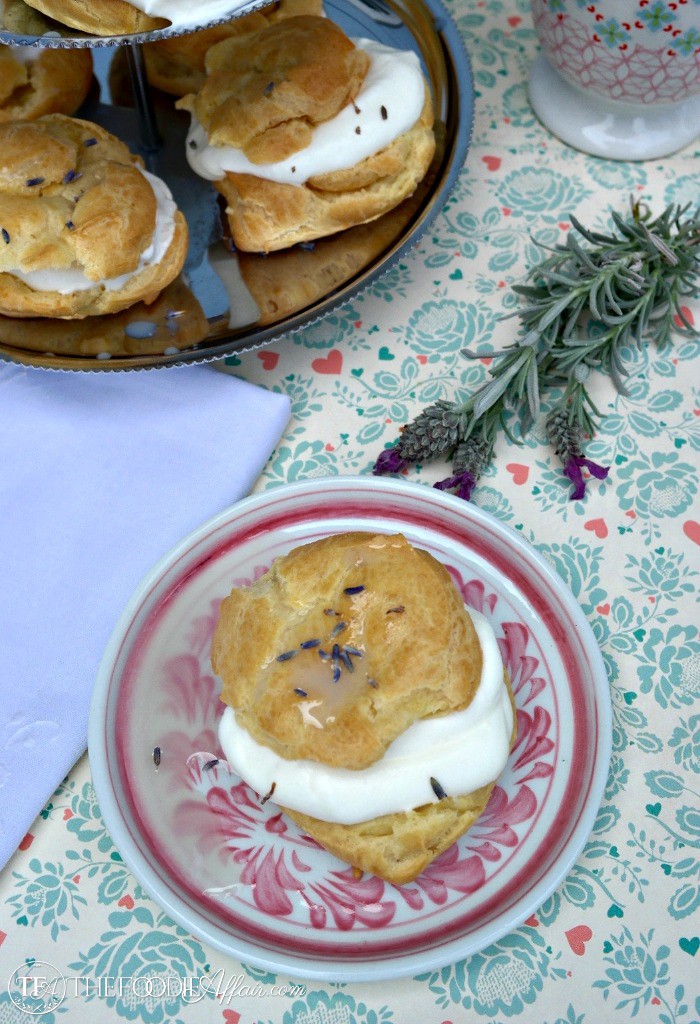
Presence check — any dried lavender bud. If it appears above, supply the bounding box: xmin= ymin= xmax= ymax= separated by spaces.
xmin=276 ymin=649 xmax=298 ymax=662
xmin=83 ymin=137 xmax=98 ymax=146
xmin=374 ymin=400 xmax=465 ymax=473
xmin=153 ymin=746 xmax=161 ymax=766
xmin=547 ymin=410 xmax=609 ymax=501
xmin=1 ymin=228 xmax=9 ymax=244
xmin=430 ymin=777 xmax=447 ymax=799
xmin=380 ymin=105 xmax=388 ymax=120
xmin=343 ymin=645 xmax=363 ymax=657
xmin=63 ymin=169 xmax=82 ymax=185
xmin=260 ymin=781 xmax=276 ymax=804
xmin=26 ymin=177 xmax=44 ymax=187
xmin=203 ymin=758 xmax=219 ymax=770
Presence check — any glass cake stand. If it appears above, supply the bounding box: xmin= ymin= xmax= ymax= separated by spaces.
xmin=0 ymin=0 xmax=473 ymax=370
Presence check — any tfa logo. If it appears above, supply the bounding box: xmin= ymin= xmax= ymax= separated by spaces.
xmin=8 ymin=961 xmax=67 ymax=1015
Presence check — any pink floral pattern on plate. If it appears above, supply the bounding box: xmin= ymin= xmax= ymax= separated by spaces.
xmin=162 ymin=567 xmax=557 ymax=932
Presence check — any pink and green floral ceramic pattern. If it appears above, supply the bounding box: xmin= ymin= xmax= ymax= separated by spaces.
xmin=1 ymin=0 xmax=698 ymax=1020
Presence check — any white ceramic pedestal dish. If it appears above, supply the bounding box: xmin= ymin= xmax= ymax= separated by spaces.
xmin=529 ymin=52 xmax=700 ymax=161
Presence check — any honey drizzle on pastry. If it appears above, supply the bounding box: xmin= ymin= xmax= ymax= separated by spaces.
xmin=270 ymin=579 xmax=373 ymax=727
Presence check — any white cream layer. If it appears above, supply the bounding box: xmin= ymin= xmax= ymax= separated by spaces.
xmin=121 ymin=0 xmax=257 ymax=30
xmin=218 ymin=608 xmax=513 ymax=825
xmin=10 ymin=169 xmax=177 ymax=295
xmin=185 ymin=39 xmax=425 ymax=186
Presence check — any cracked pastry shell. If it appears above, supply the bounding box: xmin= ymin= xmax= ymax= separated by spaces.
xmin=21 ymin=0 xmax=166 ymax=35
xmin=179 ymin=15 xmax=436 ymax=252
xmin=142 ymin=0 xmax=324 ymax=97
xmin=0 ymin=115 xmax=188 ymax=319
xmin=0 ymin=45 xmax=93 ymax=122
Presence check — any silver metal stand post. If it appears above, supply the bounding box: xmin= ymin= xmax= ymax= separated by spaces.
xmin=124 ymin=41 xmax=162 ymax=153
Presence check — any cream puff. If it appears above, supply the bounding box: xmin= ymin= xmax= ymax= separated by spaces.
xmin=0 ymin=115 xmax=188 ymax=319
xmin=0 ymin=45 xmax=93 ymax=122
xmin=142 ymin=0 xmax=324 ymax=97
xmin=179 ymin=16 xmax=436 ymax=252
xmin=211 ymin=532 xmax=515 ymax=884
xmin=20 ymin=0 xmax=268 ymax=36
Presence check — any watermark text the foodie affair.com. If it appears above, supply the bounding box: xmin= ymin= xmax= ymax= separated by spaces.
xmin=8 ymin=960 xmax=306 ymax=1015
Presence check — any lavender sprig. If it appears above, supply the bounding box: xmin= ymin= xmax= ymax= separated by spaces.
xmin=374 ymin=200 xmax=699 ymax=501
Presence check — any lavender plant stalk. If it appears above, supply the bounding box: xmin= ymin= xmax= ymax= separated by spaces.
xmin=374 ymin=200 xmax=700 ymax=501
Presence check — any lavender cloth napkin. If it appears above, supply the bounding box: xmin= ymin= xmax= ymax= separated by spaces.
xmin=0 ymin=362 xmax=290 ymax=871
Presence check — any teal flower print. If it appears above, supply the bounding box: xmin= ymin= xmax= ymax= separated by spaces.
xmin=677 ymin=27 xmax=700 ymax=55
xmin=664 ymin=173 xmax=700 ymax=209
xmin=497 ymin=167 xmax=590 ymax=215
xmin=599 ymin=18 xmax=629 ymax=46
xmin=468 ymin=930 xmax=561 ymax=1016
xmin=645 ymin=769 xmax=686 ymax=798
xmin=404 ymin=300 xmax=496 ymax=357
xmin=70 ymin=907 xmax=210 ymax=1024
xmin=617 ymin=451 xmax=696 ymax=523
xmin=272 ymin=375 xmax=323 ymax=421
xmin=474 ymin=486 xmax=514 ymax=521
xmin=66 ymin=782 xmax=112 ymax=852
xmin=669 ymin=714 xmax=700 ymax=773
xmin=605 ymin=755 xmax=630 ymax=798
xmin=637 ymin=624 xmax=700 ymax=709
xmin=545 ymin=1007 xmax=585 ymax=1024
xmin=502 ymin=82 xmax=536 ymax=128
xmin=533 ymin=538 xmax=606 ymax=615
xmin=586 ymin=159 xmax=646 ymax=193
xmin=0 ymin=990 xmax=66 ymax=1022
xmin=593 ymin=928 xmax=671 ymax=1013
xmin=8 ymin=859 xmax=87 ymax=940
xmin=272 ymin=991 xmax=394 ymax=1024
xmin=418 ymin=929 xmax=563 ymax=1015
xmin=268 ymin=439 xmax=338 ymax=482
xmin=293 ymin=306 xmax=359 ymax=349
xmin=640 ymin=1 xmax=675 ymax=31
xmin=625 ymin=548 xmax=697 ymax=602
xmin=676 ymin=805 xmax=700 ymax=840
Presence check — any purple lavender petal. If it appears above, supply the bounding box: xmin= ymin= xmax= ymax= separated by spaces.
xmin=373 ymin=446 xmax=408 ymax=475
xmin=434 ymin=471 xmax=476 ymax=502
xmin=434 ymin=474 xmax=460 ymax=491
xmin=579 ymin=457 xmax=610 ymax=481
xmin=563 ymin=458 xmax=587 ymax=501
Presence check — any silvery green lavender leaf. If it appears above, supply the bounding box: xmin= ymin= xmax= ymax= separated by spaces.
xmin=373 ymin=202 xmax=699 ymax=503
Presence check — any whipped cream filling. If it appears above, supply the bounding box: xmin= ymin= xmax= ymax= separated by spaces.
xmin=121 ymin=0 xmax=258 ymax=30
xmin=185 ymin=39 xmax=426 ymax=186
xmin=218 ymin=608 xmax=514 ymax=825
xmin=10 ymin=169 xmax=177 ymax=295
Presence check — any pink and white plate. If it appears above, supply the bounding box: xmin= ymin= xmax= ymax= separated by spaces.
xmin=89 ymin=477 xmax=611 ymax=981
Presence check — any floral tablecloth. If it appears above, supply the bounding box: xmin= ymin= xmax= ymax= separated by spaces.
xmin=1 ymin=0 xmax=698 ymax=1021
